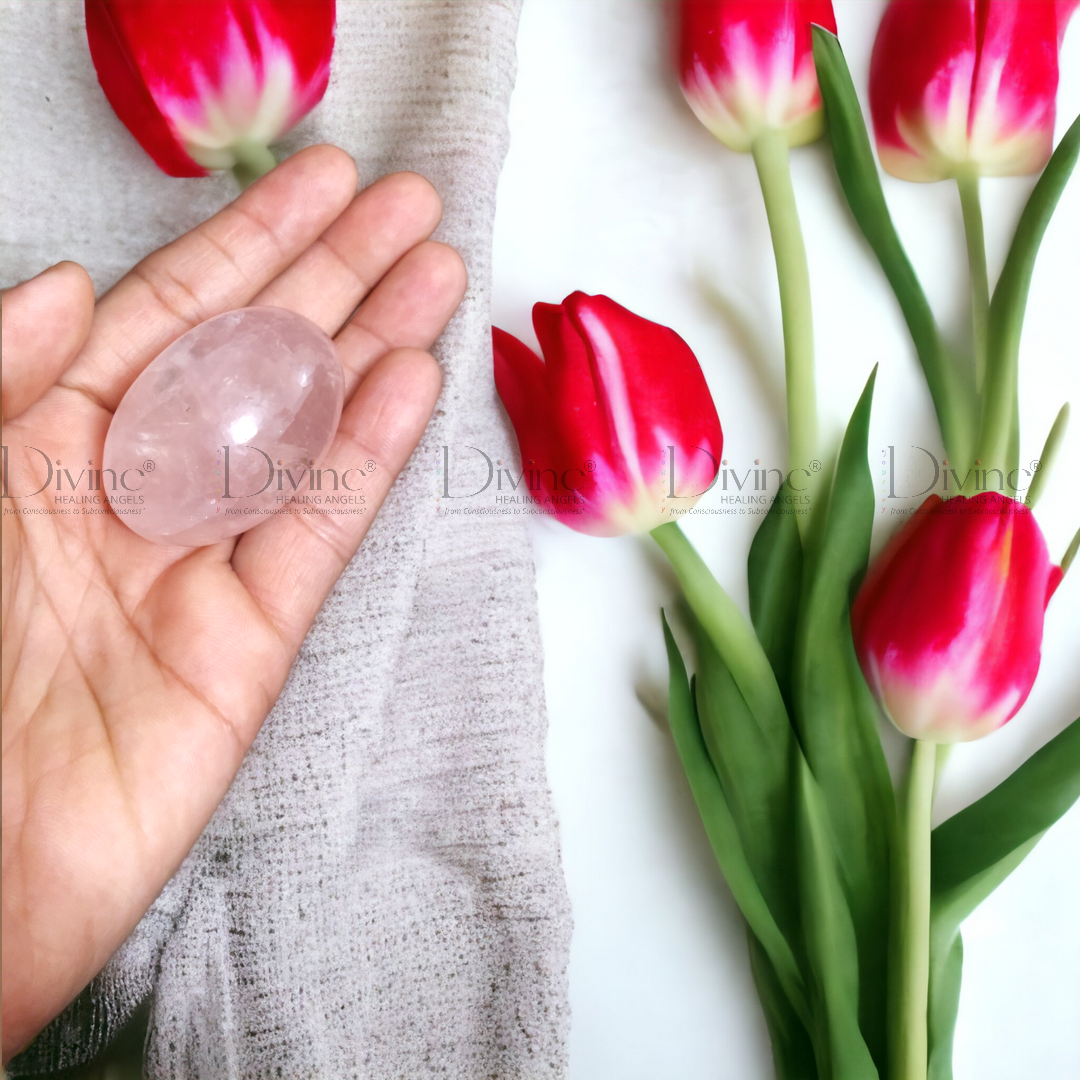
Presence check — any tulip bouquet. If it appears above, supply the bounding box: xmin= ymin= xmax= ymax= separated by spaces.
xmin=496 ymin=2 xmax=1080 ymax=1079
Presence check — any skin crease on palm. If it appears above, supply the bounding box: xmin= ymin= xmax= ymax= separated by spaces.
xmin=0 ymin=145 xmax=468 ymax=1062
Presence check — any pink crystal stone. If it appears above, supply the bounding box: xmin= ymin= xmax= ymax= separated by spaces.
xmin=104 ymin=306 xmax=343 ymax=546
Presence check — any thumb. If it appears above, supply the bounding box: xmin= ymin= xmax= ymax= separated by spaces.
xmin=2 ymin=262 xmax=95 ymax=421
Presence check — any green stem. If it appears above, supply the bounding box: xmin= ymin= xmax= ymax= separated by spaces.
xmin=231 ymin=141 xmax=278 ymax=190
xmin=650 ymin=521 xmax=787 ymax=726
xmin=751 ymin=130 xmax=818 ymax=534
xmin=932 ymin=743 xmax=952 ymax=803
xmin=957 ymin=174 xmax=990 ymax=395
xmin=892 ymin=739 xmax=937 ymax=1080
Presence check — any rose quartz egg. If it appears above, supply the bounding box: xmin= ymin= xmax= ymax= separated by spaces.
xmin=103 ymin=307 xmax=343 ymax=546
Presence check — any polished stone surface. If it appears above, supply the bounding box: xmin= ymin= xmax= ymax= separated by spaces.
xmin=103 ymin=307 xmax=343 ymax=545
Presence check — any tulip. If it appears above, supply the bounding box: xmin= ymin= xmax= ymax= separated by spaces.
xmin=85 ymin=0 xmax=336 ymax=179
xmin=852 ymin=493 xmax=1063 ymax=743
xmin=493 ymin=293 xmax=723 ymax=537
xmin=869 ymin=0 xmax=1077 ymax=182
xmin=676 ymin=3 xmax=834 ymax=532
xmin=676 ymin=0 xmax=838 ymax=152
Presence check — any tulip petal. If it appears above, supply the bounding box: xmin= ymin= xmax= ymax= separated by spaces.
xmin=85 ymin=0 xmax=335 ymax=176
xmin=492 ymin=325 xmax=551 ymax=472
xmin=853 ymin=493 xmax=1057 ymax=742
xmin=86 ymin=0 xmax=208 ymax=176
xmin=565 ymin=293 xmax=722 ymax=506
xmin=493 ymin=293 xmax=723 ymax=537
xmin=531 ymin=300 xmax=613 ymax=477
xmin=870 ymin=0 xmax=1063 ymax=181
xmin=678 ymin=0 xmax=837 ymax=151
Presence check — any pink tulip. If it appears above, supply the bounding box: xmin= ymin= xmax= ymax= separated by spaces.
xmin=869 ymin=0 xmax=1077 ymax=182
xmin=677 ymin=0 xmax=838 ymax=151
xmin=493 ymin=293 xmax=723 ymax=538
xmin=85 ymin=0 xmax=335 ymax=177
xmin=852 ymin=493 xmax=1063 ymax=743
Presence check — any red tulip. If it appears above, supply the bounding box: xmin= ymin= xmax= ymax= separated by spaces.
xmin=85 ymin=0 xmax=336 ymax=177
xmin=677 ymin=0 xmax=838 ymax=151
xmin=852 ymin=493 xmax=1063 ymax=743
xmin=869 ymin=0 xmax=1077 ymax=182
xmin=493 ymin=293 xmax=723 ymax=538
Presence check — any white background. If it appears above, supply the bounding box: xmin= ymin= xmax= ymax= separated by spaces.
xmin=491 ymin=2 xmax=1080 ymax=1077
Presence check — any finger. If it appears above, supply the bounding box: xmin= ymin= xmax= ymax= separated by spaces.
xmin=230 ymin=348 xmax=442 ymax=647
xmin=60 ymin=145 xmax=359 ymax=413
xmin=251 ymin=171 xmax=443 ymax=336
xmin=335 ymin=240 xmax=466 ymax=396
xmin=1 ymin=262 xmax=94 ymax=420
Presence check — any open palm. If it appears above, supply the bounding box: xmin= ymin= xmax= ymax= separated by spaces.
xmin=1 ymin=146 xmax=466 ymax=1060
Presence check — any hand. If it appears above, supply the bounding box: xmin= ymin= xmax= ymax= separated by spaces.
xmin=1 ymin=146 xmax=466 ymax=1060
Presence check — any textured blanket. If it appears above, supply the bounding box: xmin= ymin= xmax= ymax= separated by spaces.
xmin=0 ymin=1 xmax=572 ymax=1075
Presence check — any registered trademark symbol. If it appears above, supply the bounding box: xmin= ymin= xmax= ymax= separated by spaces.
xmin=142 ymin=459 xmax=156 ymax=473
xmin=585 ymin=459 xmax=596 ymax=472
xmin=365 ymin=459 xmax=376 ymax=473
xmin=1030 ymin=458 xmax=1041 ymax=472
xmin=809 ymin=459 xmax=821 ymax=473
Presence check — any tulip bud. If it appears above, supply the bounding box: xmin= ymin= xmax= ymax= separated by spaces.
xmin=869 ymin=0 xmax=1077 ymax=182
xmin=852 ymin=493 xmax=1063 ymax=743
xmin=493 ymin=293 xmax=723 ymax=538
xmin=85 ymin=0 xmax=336 ymax=178
xmin=677 ymin=0 xmax=838 ymax=152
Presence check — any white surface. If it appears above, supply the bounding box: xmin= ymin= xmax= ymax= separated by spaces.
xmin=491 ymin=2 xmax=1080 ymax=1078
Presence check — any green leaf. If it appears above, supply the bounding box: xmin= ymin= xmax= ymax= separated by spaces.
xmin=691 ymin=616 xmax=800 ymax=941
xmin=791 ymin=367 xmax=895 ymax=1070
xmin=926 ymin=932 xmax=964 ymax=1080
xmin=795 ymin=756 xmax=880 ymax=1080
xmin=1062 ymin=524 xmax=1080 ymax=575
xmin=931 ymin=717 xmax=1080 ymax=929
xmin=926 ymin=837 xmax=1041 ymax=1078
xmin=1026 ymin=402 xmax=1070 ymax=510
xmin=749 ymin=932 xmax=820 ymax=1080
xmin=660 ymin=614 xmax=811 ymax=1027
xmin=926 ymin=719 xmax=1080 ymax=1075
xmin=978 ymin=113 xmax=1080 ymax=476
xmin=811 ymin=25 xmax=975 ymax=466
xmin=652 ymin=522 xmax=789 ymax=735
xmin=748 ymin=482 xmax=804 ymax=705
